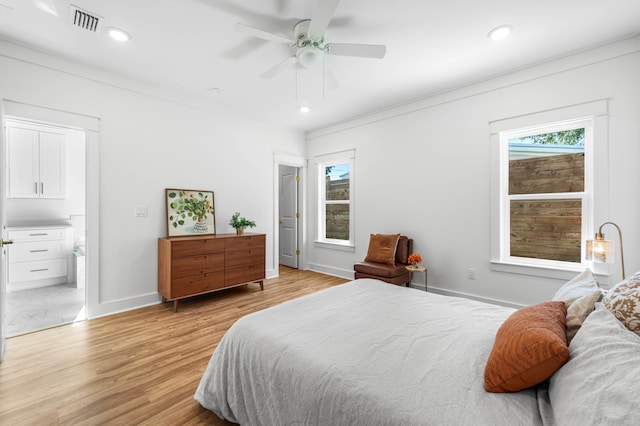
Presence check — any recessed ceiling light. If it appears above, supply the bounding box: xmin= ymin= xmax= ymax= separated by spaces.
xmin=488 ymin=25 xmax=513 ymax=41
xmin=35 ymin=0 xmax=58 ymax=17
xmin=107 ymin=27 xmax=131 ymax=42
xmin=299 ymin=106 xmax=310 ymax=113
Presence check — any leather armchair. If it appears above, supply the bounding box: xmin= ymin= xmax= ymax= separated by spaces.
xmin=354 ymin=236 xmax=413 ymax=286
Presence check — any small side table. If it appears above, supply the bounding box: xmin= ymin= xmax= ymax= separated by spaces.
xmin=406 ymin=265 xmax=428 ymax=291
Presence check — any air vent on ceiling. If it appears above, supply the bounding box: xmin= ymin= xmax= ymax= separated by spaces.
xmin=69 ymin=4 xmax=104 ymax=33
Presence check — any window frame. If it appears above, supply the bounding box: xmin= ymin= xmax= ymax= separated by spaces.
xmin=315 ymin=149 xmax=355 ymax=250
xmin=489 ymin=100 xmax=609 ymax=280
xmin=499 ymin=119 xmax=593 ymax=270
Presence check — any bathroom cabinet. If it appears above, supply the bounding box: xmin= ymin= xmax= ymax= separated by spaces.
xmin=6 ymin=124 xmax=66 ymax=199
xmin=7 ymin=224 xmax=73 ymax=291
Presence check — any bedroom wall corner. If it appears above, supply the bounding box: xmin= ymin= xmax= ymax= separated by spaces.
xmin=0 ymin=41 xmax=306 ymax=317
xmin=304 ymin=37 xmax=640 ymax=307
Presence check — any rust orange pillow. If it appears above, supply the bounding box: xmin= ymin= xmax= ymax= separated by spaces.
xmin=484 ymin=301 xmax=569 ymax=393
xmin=364 ymin=234 xmax=400 ymax=266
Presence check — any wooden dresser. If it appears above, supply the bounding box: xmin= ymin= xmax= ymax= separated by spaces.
xmin=158 ymin=233 xmax=265 ymax=312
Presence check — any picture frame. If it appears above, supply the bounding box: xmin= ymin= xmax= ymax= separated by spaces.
xmin=165 ymin=189 xmax=216 ymax=237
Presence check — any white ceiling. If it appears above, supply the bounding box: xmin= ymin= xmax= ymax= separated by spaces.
xmin=0 ymin=0 xmax=639 ymax=132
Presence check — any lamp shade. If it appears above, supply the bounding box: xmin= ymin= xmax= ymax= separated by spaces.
xmin=586 ymin=239 xmax=614 ymax=263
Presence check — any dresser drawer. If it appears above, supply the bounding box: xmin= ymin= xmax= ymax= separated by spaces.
xmin=225 ymin=263 xmax=265 ymax=287
xmin=9 ymin=240 xmax=65 ymax=263
xmin=171 ymin=271 xmax=225 ymax=298
xmin=171 ymin=239 xmax=225 ymax=257
xmin=225 ymin=247 xmax=265 ymax=268
xmin=171 ymin=253 xmax=224 ymax=278
xmin=8 ymin=228 xmax=67 ymax=242
xmin=225 ymin=235 xmax=265 ymax=250
xmin=8 ymin=258 xmax=67 ymax=283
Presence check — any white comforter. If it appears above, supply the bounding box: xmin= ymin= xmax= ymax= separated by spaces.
xmin=195 ymin=279 xmax=544 ymax=425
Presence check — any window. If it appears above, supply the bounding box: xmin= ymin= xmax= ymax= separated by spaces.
xmin=499 ymin=119 xmax=592 ymax=269
xmin=316 ymin=150 xmax=355 ymax=248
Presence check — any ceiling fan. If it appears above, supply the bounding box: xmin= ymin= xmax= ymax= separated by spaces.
xmin=235 ymin=0 xmax=387 ymax=79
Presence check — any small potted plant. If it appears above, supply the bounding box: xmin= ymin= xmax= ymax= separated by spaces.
xmin=229 ymin=212 xmax=256 ymax=235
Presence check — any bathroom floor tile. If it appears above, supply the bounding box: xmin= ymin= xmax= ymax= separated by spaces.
xmin=6 ymin=284 xmax=85 ymax=336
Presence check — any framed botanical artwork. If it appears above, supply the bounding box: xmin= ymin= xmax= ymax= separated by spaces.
xmin=165 ymin=189 xmax=216 ymax=237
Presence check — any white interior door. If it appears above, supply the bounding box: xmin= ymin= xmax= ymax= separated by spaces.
xmin=279 ymin=165 xmax=298 ymax=269
xmin=1 ymin=103 xmax=8 ymax=360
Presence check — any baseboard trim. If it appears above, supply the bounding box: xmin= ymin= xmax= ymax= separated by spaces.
xmin=306 ymin=263 xmax=354 ymax=281
xmin=266 ymin=268 xmax=278 ymax=279
xmin=425 ymin=285 xmax=524 ymax=309
xmin=89 ymin=292 xmax=161 ymax=319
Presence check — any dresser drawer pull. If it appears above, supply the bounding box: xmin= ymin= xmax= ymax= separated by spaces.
xmin=29 ymin=233 xmax=49 ymax=236
xmin=30 ymin=249 xmax=49 ymax=253
xmin=30 ymin=268 xmax=49 ymax=272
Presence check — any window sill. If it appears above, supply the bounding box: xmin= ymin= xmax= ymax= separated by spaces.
xmin=314 ymin=240 xmax=355 ymax=252
xmin=490 ymin=260 xmax=585 ymax=281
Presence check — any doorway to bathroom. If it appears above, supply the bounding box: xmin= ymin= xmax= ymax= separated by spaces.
xmin=4 ymin=117 xmax=87 ymax=336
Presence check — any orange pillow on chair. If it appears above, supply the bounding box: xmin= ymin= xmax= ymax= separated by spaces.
xmin=484 ymin=301 xmax=569 ymax=393
xmin=364 ymin=234 xmax=400 ymax=266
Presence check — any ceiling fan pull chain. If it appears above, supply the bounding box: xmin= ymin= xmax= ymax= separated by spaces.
xmin=322 ymin=56 xmax=326 ymax=101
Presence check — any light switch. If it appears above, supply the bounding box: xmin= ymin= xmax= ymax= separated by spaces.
xmin=135 ymin=206 xmax=148 ymax=217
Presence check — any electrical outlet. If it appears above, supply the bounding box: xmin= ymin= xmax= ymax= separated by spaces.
xmin=467 ymin=268 xmax=476 ymax=280
xmin=135 ymin=206 xmax=148 ymax=217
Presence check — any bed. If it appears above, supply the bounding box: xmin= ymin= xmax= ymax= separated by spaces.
xmin=195 ymin=271 xmax=640 ymax=425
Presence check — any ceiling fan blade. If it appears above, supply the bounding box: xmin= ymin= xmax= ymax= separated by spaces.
xmin=326 ymin=43 xmax=387 ymax=59
xmin=307 ymin=0 xmax=340 ymax=40
xmin=234 ymin=23 xmax=293 ymax=44
xmin=260 ymin=56 xmax=297 ymax=79
xmin=275 ymin=0 xmax=290 ymax=14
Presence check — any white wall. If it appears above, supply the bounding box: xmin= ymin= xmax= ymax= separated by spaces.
xmin=0 ymin=41 xmax=305 ymax=317
xmin=306 ymin=37 xmax=640 ymax=307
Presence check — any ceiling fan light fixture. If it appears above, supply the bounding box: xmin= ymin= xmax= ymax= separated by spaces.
xmin=107 ymin=27 xmax=131 ymax=42
xmin=488 ymin=25 xmax=513 ymax=41
xmin=296 ymin=45 xmax=323 ymax=68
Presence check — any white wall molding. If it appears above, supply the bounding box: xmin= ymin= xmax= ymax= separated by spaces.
xmin=426 ymin=285 xmax=524 ymax=309
xmin=0 ymin=38 xmax=271 ymax=130
xmin=90 ymin=293 xmax=162 ymax=319
xmin=306 ymin=262 xmax=353 ymax=281
xmin=308 ymin=35 xmax=640 ymax=140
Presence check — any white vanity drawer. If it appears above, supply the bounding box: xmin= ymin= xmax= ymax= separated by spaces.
xmin=9 ymin=240 xmax=65 ymax=263
xmin=8 ymin=228 xmax=67 ymax=242
xmin=8 ymin=258 xmax=68 ymax=283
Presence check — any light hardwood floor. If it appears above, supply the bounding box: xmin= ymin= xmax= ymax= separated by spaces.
xmin=0 ymin=267 xmax=348 ymax=425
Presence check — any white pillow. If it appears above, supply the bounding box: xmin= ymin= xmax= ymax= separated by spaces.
xmin=548 ymin=303 xmax=640 ymax=425
xmin=552 ymin=268 xmax=603 ymax=342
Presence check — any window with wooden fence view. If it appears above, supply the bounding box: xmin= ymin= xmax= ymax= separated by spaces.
xmin=324 ymin=163 xmax=350 ymax=241
xmin=508 ymin=127 xmax=585 ymax=263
